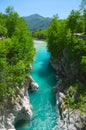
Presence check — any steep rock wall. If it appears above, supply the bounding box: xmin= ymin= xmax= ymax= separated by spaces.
xmin=0 ymin=76 xmax=39 ymax=130
xmin=51 ymin=51 xmax=86 ymax=130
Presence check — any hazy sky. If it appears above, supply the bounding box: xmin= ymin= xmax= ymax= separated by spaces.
xmin=0 ymin=0 xmax=81 ymax=18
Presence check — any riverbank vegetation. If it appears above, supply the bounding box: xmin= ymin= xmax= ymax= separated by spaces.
xmin=0 ymin=7 xmax=35 ymax=101
xmin=47 ymin=4 xmax=86 ymax=112
xmin=32 ymin=29 xmax=47 ymax=40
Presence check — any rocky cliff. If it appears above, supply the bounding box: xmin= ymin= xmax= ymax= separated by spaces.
xmin=51 ymin=51 xmax=86 ymax=130
xmin=0 ymin=76 xmax=39 ymax=130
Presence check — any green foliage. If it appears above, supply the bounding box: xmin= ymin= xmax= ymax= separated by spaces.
xmin=80 ymin=0 xmax=86 ymax=34
xmin=67 ymin=10 xmax=83 ymax=33
xmin=67 ymin=37 xmax=86 ymax=64
xmin=0 ymin=7 xmax=35 ymax=100
xmin=47 ymin=12 xmax=86 ymax=112
xmin=5 ymin=6 xmax=14 ymax=15
xmin=80 ymin=0 xmax=86 ymax=11
xmin=0 ymin=13 xmax=7 ymax=37
xmin=6 ymin=7 xmax=19 ymax=37
xmin=81 ymin=56 xmax=86 ymax=72
xmin=83 ymin=9 xmax=86 ymax=34
xmin=67 ymin=98 xmax=75 ymax=107
xmin=47 ymin=17 xmax=69 ymax=58
xmin=0 ymin=25 xmax=7 ymax=37
xmin=66 ymin=82 xmax=86 ymax=112
xmin=66 ymin=86 xmax=76 ymax=107
xmin=32 ymin=29 xmax=47 ymax=40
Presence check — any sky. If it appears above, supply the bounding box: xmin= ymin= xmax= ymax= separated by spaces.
xmin=0 ymin=0 xmax=82 ymax=19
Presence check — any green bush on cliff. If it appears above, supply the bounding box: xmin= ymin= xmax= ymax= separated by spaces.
xmin=66 ymin=82 xmax=86 ymax=112
xmin=81 ymin=56 xmax=86 ymax=72
xmin=0 ymin=7 xmax=35 ymax=100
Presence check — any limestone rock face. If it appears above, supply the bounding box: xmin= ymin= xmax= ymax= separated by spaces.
xmin=14 ymin=92 xmax=33 ymax=124
xmin=55 ymin=86 xmax=86 ymax=130
xmin=50 ymin=57 xmax=86 ymax=130
xmin=56 ymin=84 xmax=86 ymax=130
xmin=0 ymin=87 xmax=33 ymax=130
xmin=30 ymin=82 xmax=39 ymax=92
xmin=28 ymin=76 xmax=39 ymax=92
xmin=50 ymin=50 xmax=79 ymax=83
xmin=0 ymin=75 xmax=39 ymax=130
xmin=55 ymin=85 xmax=86 ymax=130
xmin=58 ymin=109 xmax=86 ymax=130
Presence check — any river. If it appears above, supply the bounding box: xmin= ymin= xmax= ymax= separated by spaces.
xmin=15 ymin=40 xmax=58 ymax=130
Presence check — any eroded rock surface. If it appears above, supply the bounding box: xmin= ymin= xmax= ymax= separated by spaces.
xmin=51 ymin=57 xmax=86 ymax=130
xmin=0 ymin=86 xmax=33 ymax=130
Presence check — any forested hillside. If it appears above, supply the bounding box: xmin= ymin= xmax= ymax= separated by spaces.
xmin=0 ymin=7 xmax=35 ymax=100
xmin=23 ymin=14 xmax=51 ymax=31
xmin=47 ymin=8 xmax=86 ymax=112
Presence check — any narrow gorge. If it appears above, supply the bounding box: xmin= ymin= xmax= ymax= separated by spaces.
xmin=16 ymin=40 xmax=58 ymax=130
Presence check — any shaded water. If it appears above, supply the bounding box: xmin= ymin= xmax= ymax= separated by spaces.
xmin=16 ymin=40 xmax=58 ymax=130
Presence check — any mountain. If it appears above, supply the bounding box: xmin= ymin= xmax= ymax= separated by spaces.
xmin=23 ymin=14 xmax=52 ymax=31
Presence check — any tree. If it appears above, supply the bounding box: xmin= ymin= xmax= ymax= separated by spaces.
xmin=47 ymin=17 xmax=71 ymax=58
xmin=5 ymin=7 xmax=19 ymax=37
xmin=67 ymin=10 xmax=83 ymax=33
xmin=5 ymin=6 xmax=14 ymax=15
xmin=0 ymin=25 xmax=7 ymax=37
xmin=80 ymin=0 xmax=86 ymax=10
xmin=0 ymin=7 xmax=35 ymax=100
xmin=80 ymin=0 xmax=86 ymax=34
xmin=32 ymin=29 xmax=47 ymax=40
xmin=0 ymin=13 xmax=7 ymax=37
xmin=83 ymin=9 xmax=86 ymax=34
xmin=81 ymin=56 xmax=86 ymax=72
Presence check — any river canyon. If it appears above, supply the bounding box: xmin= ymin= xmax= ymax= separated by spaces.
xmin=16 ymin=40 xmax=58 ymax=130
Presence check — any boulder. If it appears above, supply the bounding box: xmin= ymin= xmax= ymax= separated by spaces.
xmin=23 ymin=76 xmax=39 ymax=94
xmin=30 ymin=81 xmax=39 ymax=92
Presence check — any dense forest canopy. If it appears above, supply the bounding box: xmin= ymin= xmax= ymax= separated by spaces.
xmin=47 ymin=8 xmax=86 ymax=111
xmin=0 ymin=7 xmax=35 ymax=100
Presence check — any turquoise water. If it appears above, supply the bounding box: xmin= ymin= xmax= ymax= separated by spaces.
xmin=15 ymin=40 xmax=58 ymax=130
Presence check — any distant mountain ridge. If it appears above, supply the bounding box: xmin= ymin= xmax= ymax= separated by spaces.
xmin=23 ymin=14 xmax=52 ymax=31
